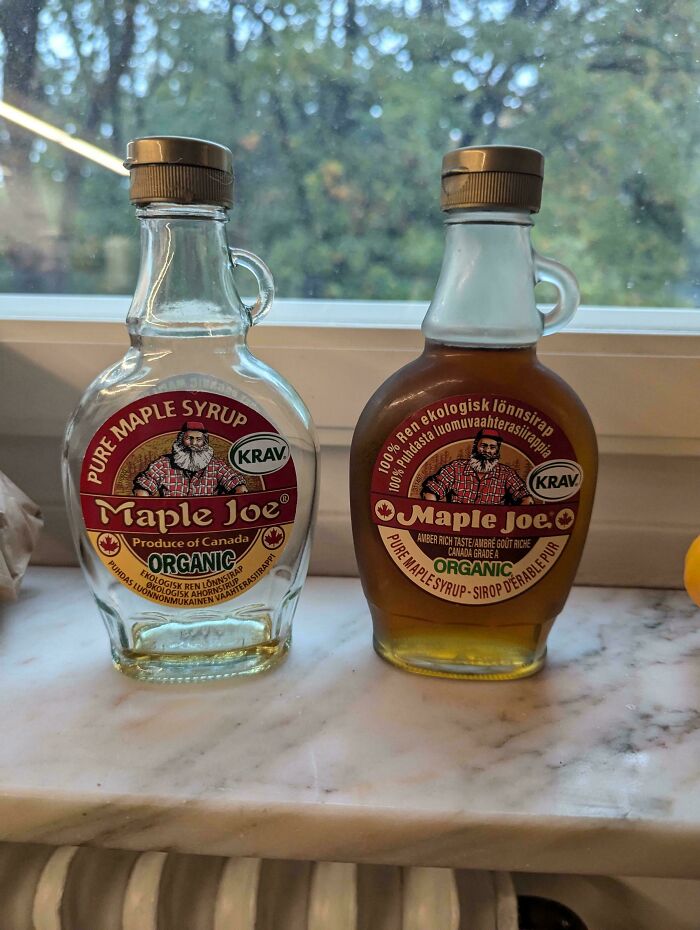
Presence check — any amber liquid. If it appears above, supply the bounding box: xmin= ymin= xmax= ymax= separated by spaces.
xmin=350 ymin=343 xmax=598 ymax=680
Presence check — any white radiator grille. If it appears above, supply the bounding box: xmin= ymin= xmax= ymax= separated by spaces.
xmin=0 ymin=843 xmax=522 ymax=929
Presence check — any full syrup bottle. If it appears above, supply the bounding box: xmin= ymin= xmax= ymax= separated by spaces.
xmin=350 ymin=146 xmax=597 ymax=680
xmin=63 ymin=136 xmax=318 ymax=682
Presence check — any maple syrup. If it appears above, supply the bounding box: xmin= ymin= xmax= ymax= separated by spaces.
xmin=350 ymin=146 xmax=597 ymax=679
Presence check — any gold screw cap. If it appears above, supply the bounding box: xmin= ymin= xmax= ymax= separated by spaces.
xmin=124 ymin=136 xmax=234 ymax=208
xmin=441 ymin=145 xmax=544 ymax=213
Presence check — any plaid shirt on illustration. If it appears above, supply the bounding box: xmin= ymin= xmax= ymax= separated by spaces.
xmin=422 ymin=459 xmax=529 ymax=505
xmin=133 ymin=454 xmax=247 ymax=497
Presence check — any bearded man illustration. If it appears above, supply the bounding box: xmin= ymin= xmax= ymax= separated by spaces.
xmin=421 ymin=428 xmax=533 ymax=505
xmin=133 ymin=421 xmax=248 ymax=497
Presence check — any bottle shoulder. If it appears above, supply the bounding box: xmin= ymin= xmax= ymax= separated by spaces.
xmin=65 ymin=344 xmax=316 ymax=456
xmin=352 ymin=345 xmax=596 ymax=454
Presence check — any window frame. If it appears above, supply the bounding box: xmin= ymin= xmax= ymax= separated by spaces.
xmin=1 ymin=295 xmax=699 ymax=586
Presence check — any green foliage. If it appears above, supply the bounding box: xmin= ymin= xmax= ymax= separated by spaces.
xmin=0 ymin=0 xmax=697 ymax=305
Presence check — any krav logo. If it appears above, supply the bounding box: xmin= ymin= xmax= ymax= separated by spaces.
xmin=230 ymin=433 xmax=291 ymax=475
xmin=527 ymin=460 xmax=583 ymax=501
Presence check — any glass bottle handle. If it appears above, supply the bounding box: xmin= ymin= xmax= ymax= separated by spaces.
xmin=229 ymin=248 xmax=275 ymax=326
xmin=533 ymin=249 xmax=580 ymax=336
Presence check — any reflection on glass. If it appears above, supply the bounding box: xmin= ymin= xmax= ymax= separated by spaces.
xmin=0 ymin=0 xmax=697 ymax=305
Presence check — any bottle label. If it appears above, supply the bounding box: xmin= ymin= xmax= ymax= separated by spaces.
xmin=370 ymin=394 xmax=583 ymax=604
xmin=79 ymin=391 xmax=297 ymax=606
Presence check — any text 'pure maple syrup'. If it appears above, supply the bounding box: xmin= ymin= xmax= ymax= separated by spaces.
xmin=63 ymin=137 xmax=318 ymax=683
xmin=350 ymin=145 xmax=597 ymax=680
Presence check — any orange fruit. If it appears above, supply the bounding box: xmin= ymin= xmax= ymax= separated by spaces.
xmin=684 ymin=536 xmax=700 ymax=607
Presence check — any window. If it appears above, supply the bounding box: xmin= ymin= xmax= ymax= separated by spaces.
xmin=0 ymin=0 xmax=697 ymax=306
xmin=1 ymin=1 xmax=699 ymax=586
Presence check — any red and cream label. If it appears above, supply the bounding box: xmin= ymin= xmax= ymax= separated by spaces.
xmin=370 ymin=394 xmax=582 ymax=604
xmin=80 ymin=391 xmax=297 ymax=606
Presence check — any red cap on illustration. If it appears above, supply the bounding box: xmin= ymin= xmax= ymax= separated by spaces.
xmin=183 ymin=421 xmax=206 ymax=432
xmin=477 ymin=428 xmax=501 ymax=440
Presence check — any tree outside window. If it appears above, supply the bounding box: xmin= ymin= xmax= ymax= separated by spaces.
xmin=0 ymin=0 xmax=697 ymax=306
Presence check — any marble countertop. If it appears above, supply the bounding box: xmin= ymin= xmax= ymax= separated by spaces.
xmin=1 ymin=568 xmax=699 ymax=879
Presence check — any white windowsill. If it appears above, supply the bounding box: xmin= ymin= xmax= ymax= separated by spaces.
xmin=1 ymin=293 xmax=699 ymax=335
xmin=4 ymin=293 xmax=697 ymax=454
xmin=1 ymin=294 xmax=699 ymax=585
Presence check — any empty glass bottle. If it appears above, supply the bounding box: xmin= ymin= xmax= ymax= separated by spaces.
xmin=63 ymin=136 xmax=318 ymax=682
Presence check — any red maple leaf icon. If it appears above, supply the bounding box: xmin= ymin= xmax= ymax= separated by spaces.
xmin=263 ymin=526 xmax=285 ymax=549
xmin=375 ymin=500 xmax=395 ymax=521
xmin=556 ymin=509 xmax=574 ymax=530
xmin=98 ymin=533 xmax=120 ymax=556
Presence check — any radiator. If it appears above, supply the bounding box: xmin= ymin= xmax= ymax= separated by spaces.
xmin=1 ymin=843 xmax=524 ymax=929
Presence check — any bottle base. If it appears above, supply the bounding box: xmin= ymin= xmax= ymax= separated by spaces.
xmin=99 ymin=596 xmax=298 ymax=683
xmin=373 ymin=636 xmax=546 ymax=680
xmin=112 ymin=637 xmax=290 ymax=683
xmin=369 ymin=602 xmax=552 ymax=681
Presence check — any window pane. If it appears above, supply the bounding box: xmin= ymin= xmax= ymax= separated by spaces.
xmin=0 ymin=0 xmax=697 ymax=305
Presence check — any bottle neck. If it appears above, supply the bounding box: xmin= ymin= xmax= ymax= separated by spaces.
xmin=422 ymin=209 xmax=543 ymax=348
xmin=128 ymin=203 xmax=246 ymax=338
